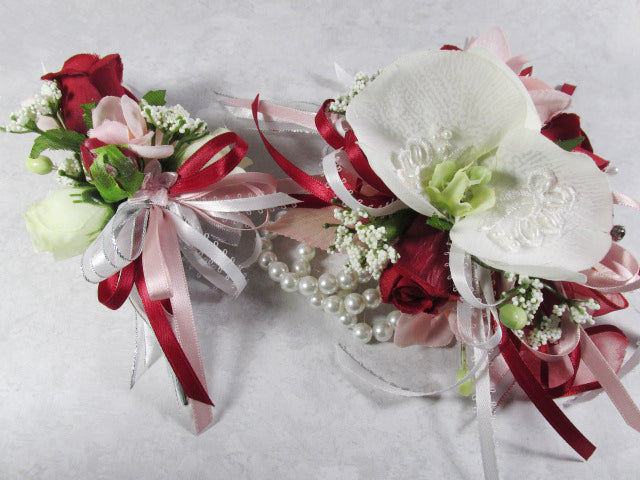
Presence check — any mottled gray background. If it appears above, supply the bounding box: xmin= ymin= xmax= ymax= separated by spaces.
xmin=1 ymin=1 xmax=639 ymax=479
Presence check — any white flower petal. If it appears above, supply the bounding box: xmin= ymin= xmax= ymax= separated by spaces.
xmin=346 ymin=47 xmax=539 ymax=215
xmin=450 ymin=128 xmax=612 ymax=280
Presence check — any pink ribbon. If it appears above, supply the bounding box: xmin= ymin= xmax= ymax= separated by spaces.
xmin=580 ymin=192 xmax=640 ymax=292
xmin=143 ymin=205 xmax=213 ymax=432
xmin=579 ymin=325 xmax=640 ymax=431
xmin=220 ymin=97 xmax=318 ymax=130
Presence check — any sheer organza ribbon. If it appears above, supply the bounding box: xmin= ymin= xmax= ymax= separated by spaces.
xmin=81 ymin=132 xmax=299 ymax=433
xmin=223 ymin=96 xmax=640 ymax=478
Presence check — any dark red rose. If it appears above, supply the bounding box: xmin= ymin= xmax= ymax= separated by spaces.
xmin=42 ymin=54 xmax=136 ymax=134
xmin=379 ymin=217 xmax=458 ymax=314
xmin=541 ymin=113 xmax=610 ymax=171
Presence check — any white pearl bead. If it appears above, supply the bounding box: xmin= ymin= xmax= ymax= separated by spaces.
xmin=387 ymin=310 xmax=402 ymax=328
xmin=373 ymin=322 xmax=394 ymax=342
xmin=261 ymin=229 xmax=277 ymax=239
xmin=291 ymin=259 xmax=311 ymax=277
xmin=261 ymin=237 xmax=273 ymax=251
xmin=344 ymin=292 xmax=365 ymax=315
xmin=258 ymin=251 xmax=277 ymax=270
xmin=337 ymin=269 xmax=359 ymax=291
xmin=298 ymin=276 xmax=318 ymax=296
xmin=352 ymin=323 xmax=373 ymax=343
xmin=268 ymin=261 xmax=288 ymax=282
xmin=440 ymin=128 xmax=453 ymax=140
xmin=318 ymin=273 xmax=338 ymax=295
xmin=436 ymin=144 xmax=448 ymax=155
xmin=362 ymin=288 xmax=382 ymax=309
xmin=309 ymin=293 xmax=324 ymax=309
xmin=295 ymin=243 xmax=316 ymax=261
xmin=338 ymin=313 xmax=357 ymax=328
xmin=322 ymin=295 xmax=343 ymax=315
xmin=358 ymin=270 xmax=372 ymax=283
xmin=280 ymin=272 xmax=299 ymax=292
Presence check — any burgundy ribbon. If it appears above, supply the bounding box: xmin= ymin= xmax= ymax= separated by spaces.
xmin=500 ymin=326 xmax=596 ymax=460
xmin=252 ymin=95 xmax=396 ymax=209
xmin=251 ymin=95 xmax=336 ymax=204
xmin=314 ymin=99 xmax=394 ymax=198
xmin=97 ymin=131 xmax=249 ymax=409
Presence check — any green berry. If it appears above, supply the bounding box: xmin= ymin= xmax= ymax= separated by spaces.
xmin=25 ymin=155 xmax=53 ymax=175
xmin=499 ymin=303 xmax=528 ymax=330
xmin=455 ymin=368 xmax=475 ymax=396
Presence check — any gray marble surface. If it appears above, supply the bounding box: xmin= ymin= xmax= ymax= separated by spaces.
xmin=1 ymin=1 xmax=640 ymax=479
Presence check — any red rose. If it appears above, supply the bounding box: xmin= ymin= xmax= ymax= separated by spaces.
xmin=42 ymin=54 xmax=135 ymax=134
xmin=541 ymin=113 xmax=610 ymax=171
xmin=379 ymin=217 xmax=458 ymax=314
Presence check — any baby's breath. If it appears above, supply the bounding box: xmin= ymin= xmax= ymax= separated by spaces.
xmin=329 ymin=71 xmax=381 ymax=114
xmin=140 ymin=101 xmax=207 ymax=139
xmin=329 ymin=206 xmax=398 ymax=279
xmin=3 ymin=81 xmax=61 ymax=133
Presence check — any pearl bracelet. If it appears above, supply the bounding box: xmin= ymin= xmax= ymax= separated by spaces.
xmin=257 ymin=230 xmax=400 ymax=344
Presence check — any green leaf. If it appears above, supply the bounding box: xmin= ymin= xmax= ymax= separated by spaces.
xmin=89 ymin=145 xmax=144 ymax=203
xmin=426 ymin=215 xmax=453 ymax=231
xmin=379 ymin=209 xmax=418 ymax=241
xmin=556 ymin=136 xmax=584 ymax=152
xmin=30 ymin=128 xmax=86 ymax=158
xmin=81 ymin=102 xmax=97 ymax=130
xmin=142 ymin=90 xmax=166 ymax=106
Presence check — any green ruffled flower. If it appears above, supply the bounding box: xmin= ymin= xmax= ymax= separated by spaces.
xmin=421 ymin=160 xmax=495 ymax=219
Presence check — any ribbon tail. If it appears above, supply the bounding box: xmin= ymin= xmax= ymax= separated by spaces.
xmin=501 ymin=330 xmax=596 ymax=460
xmin=579 ymin=325 xmax=640 ymax=431
xmin=135 ymin=261 xmax=214 ymax=431
xmin=251 ymin=95 xmax=336 ymax=204
xmin=475 ymin=346 xmax=499 ymax=480
xmin=143 ymin=207 xmax=214 ymax=433
xmin=129 ymin=293 xmax=162 ymax=389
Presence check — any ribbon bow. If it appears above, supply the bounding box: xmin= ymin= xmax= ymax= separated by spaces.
xmin=81 ymin=131 xmax=299 ymax=433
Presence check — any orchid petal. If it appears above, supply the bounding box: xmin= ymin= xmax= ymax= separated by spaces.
xmin=346 ymin=47 xmax=539 ymax=216
xmin=450 ymin=128 xmax=612 ymax=281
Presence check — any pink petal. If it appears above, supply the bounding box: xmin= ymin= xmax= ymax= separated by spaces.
xmin=121 ymin=95 xmax=146 ymax=139
xmin=92 ymin=96 xmax=125 ymax=128
xmin=468 ymin=26 xmax=512 ymax=61
xmin=266 ymin=207 xmax=337 ymax=250
xmin=528 ymin=89 xmax=572 ymax=123
xmin=129 ymin=130 xmax=154 ymax=146
xmin=393 ymin=310 xmax=455 ymax=348
xmin=36 ymin=115 xmax=58 ymax=131
xmin=520 ymin=76 xmax=552 ymax=91
xmin=88 ymin=119 xmax=130 ymax=144
xmin=128 ymin=144 xmax=174 ymax=159
xmin=507 ymin=54 xmax=529 ymax=74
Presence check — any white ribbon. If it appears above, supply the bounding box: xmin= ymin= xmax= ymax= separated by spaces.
xmin=322 ymin=149 xmax=406 ymax=217
xmin=81 ymin=190 xmax=299 ymax=296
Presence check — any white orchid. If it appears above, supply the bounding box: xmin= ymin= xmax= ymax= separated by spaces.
xmin=345 ymin=47 xmax=612 ymax=282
